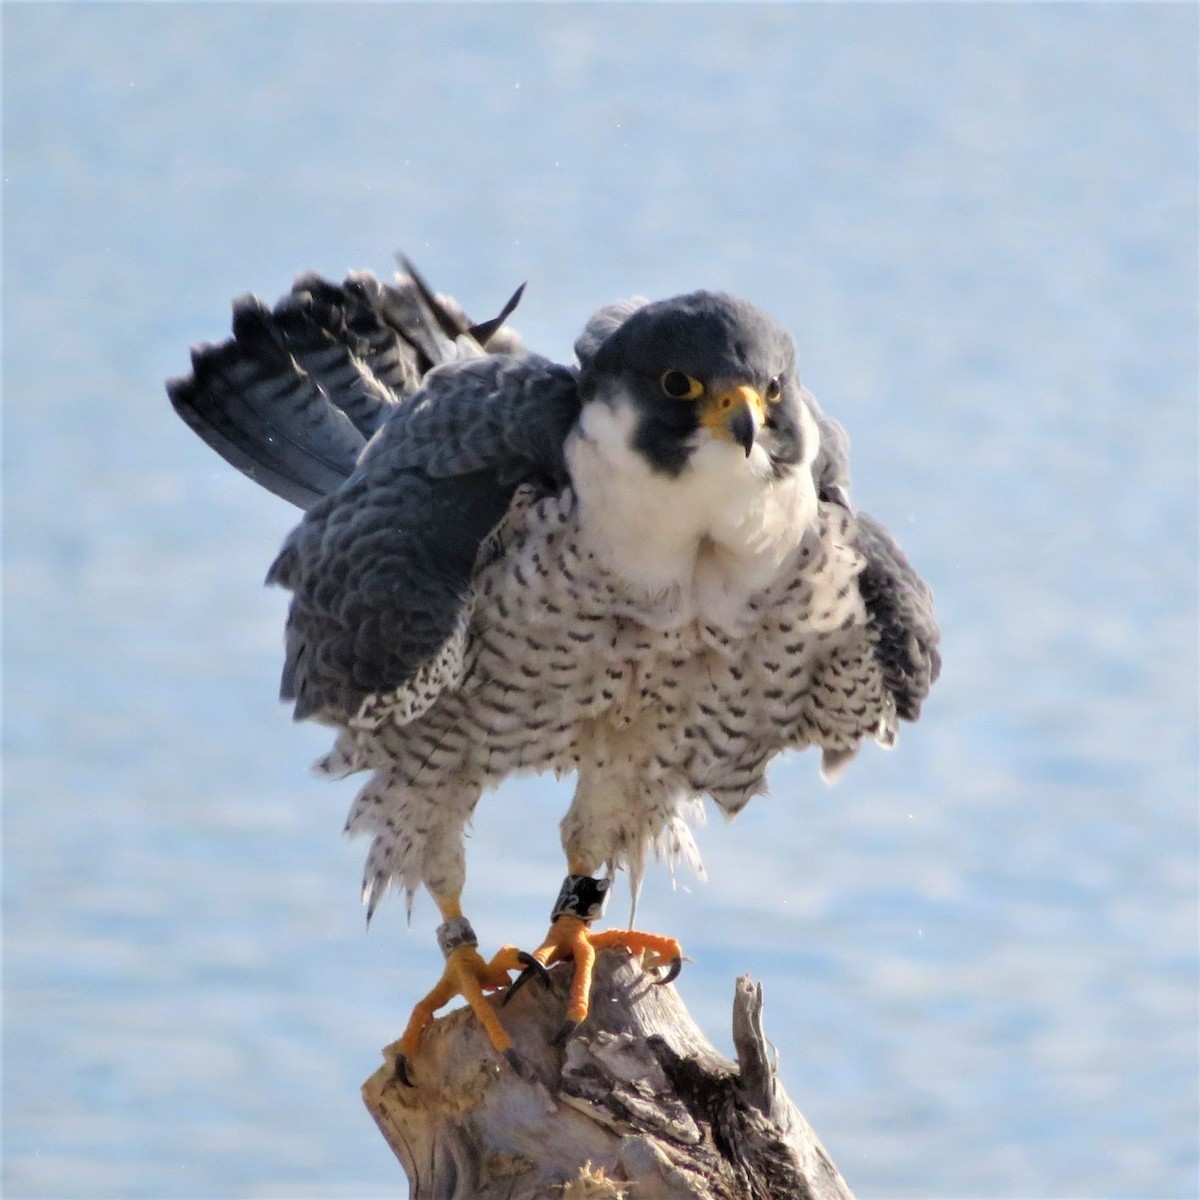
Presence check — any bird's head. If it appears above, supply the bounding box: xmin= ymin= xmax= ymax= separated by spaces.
xmin=577 ymin=291 xmax=809 ymax=479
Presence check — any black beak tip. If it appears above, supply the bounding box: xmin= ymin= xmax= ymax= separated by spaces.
xmin=730 ymin=409 xmax=756 ymax=456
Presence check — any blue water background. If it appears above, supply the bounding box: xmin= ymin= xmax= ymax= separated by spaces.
xmin=4 ymin=4 xmax=1197 ymax=1197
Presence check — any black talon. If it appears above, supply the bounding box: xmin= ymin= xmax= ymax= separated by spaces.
xmin=517 ymin=948 xmax=552 ymax=980
xmin=654 ymin=955 xmax=683 ymax=987
xmin=503 ymin=1047 xmax=537 ymax=1081
xmin=502 ymin=952 xmax=551 ymax=1006
xmin=393 ymin=1054 xmax=414 ymax=1087
xmin=553 ymin=1018 xmax=581 ymax=1047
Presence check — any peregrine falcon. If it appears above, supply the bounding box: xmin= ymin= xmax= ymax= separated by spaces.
xmin=168 ymin=259 xmax=940 ymax=1082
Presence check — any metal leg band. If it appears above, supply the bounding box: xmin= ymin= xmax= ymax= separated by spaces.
xmin=436 ymin=916 xmax=478 ymax=959
xmin=551 ymin=874 xmax=610 ymax=922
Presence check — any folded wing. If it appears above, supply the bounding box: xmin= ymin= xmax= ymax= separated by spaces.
xmin=855 ymin=510 xmax=942 ymax=722
xmin=266 ymin=353 xmax=581 ymax=725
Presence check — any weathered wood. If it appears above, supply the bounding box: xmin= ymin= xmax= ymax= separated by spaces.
xmin=363 ymin=951 xmax=855 ymax=1199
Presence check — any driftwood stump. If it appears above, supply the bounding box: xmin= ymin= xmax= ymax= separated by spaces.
xmin=363 ymin=951 xmax=855 ymax=1199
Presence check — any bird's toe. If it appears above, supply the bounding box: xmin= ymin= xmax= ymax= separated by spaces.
xmin=502 ymin=951 xmax=553 ymax=1006
xmin=654 ymin=954 xmax=684 ymax=986
xmin=393 ymin=1053 xmax=415 ymax=1088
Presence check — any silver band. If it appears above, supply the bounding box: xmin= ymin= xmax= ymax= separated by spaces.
xmin=436 ymin=916 xmax=478 ymax=958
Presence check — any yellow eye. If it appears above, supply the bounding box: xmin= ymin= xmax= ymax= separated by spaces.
xmin=660 ymin=370 xmax=705 ymax=400
xmin=765 ymin=376 xmax=783 ymax=403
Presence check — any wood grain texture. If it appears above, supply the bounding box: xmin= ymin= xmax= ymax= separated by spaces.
xmin=363 ymin=951 xmax=855 ymax=1200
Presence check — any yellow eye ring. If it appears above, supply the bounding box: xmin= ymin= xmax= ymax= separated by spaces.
xmin=765 ymin=376 xmax=783 ymax=403
xmin=660 ymin=370 xmax=705 ymax=400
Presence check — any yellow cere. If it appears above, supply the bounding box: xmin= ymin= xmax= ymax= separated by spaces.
xmin=699 ymin=383 xmax=767 ymax=431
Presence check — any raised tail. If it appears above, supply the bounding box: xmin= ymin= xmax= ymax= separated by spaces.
xmin=167 ymin=264 xmax=527 ymax=510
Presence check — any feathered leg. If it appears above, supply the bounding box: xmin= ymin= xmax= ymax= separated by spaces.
xmin=506 ymin=869 xmax=683 ymax=1043
xmin=349 ymin=771 xmax=547 ymax=1086
xmin=507 ymin=759 xmax=688 ymax=1037
xmin=390 ymin=893 xmax=546 ymax=1087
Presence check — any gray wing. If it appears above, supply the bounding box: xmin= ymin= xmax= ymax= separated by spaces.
xmin=266 ymin=353 xmax=581 ymax=725
xmin=802 ymin=386 xmax=854 ymax=510
xmin=167 ymin=266 xmax=526 ymax=509
xmin=854 ymin=511 xmax=941 ymax=721
xmin=807 ymin=393 xmax=940 ymax=723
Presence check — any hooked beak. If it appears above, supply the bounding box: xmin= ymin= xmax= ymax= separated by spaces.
xmin=699 ymin=384 xmax=767 ymax=457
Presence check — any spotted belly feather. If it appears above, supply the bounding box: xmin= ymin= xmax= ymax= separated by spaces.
xmin=331 ymin=487 xmax=892 ymax=911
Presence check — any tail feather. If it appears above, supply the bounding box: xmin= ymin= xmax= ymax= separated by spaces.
xmin=168 ymin=260 xmax=529 ymax=509
xmin=168 ymin=298 xmax=368 ymax=509
xmin=354 ymin=271 xmax=463 ymax=373
xmin=290 ymin=272 xmax=431 ymax=398
xmin=269 ymin=290 xmax=399 ymax=440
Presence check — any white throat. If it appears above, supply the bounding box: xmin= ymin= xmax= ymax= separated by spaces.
xmin=565 ymin=390 xmax=819 ymax=629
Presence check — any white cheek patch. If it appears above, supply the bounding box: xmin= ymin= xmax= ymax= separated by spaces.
xmin=567 ymin=395 xmax=718 ymax=597
xmin=797 ymin=401 xmax=821 ymax=471
xmin=759 ymin=398 xmax=820 ymax=474
xmin=566 ymin=386 xmax=820 ymax=626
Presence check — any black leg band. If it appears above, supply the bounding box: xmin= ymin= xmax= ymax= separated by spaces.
xmin=551 ymin=874 xmax=610 ymax=922
xmin=436 ymin=916 xmax=478 ymax=959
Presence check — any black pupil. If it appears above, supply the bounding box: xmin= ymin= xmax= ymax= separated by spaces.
xmin=767 ymin=377 xmax=781 ymax=399
xmin=664 ymin=371 xmax=691 ymax=397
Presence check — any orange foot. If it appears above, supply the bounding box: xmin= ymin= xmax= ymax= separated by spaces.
xmin=504 ymin=914 xmax=683 ymax=1042
xmin=393 ymin=924 xmax=547 ymax=1087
